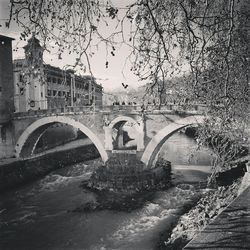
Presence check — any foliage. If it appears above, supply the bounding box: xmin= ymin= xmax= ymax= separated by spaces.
xmin=7 ymin=0 xmax=120 ymax=72
xmin=197 ymin=115 xmax=248 ymax=183
xmin=127 ymin=0 xmax=250 ymax=173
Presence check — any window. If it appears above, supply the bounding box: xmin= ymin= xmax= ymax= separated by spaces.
xmin=19 ymin=74 xmax=23 ymax=82
xmin=58 ymin=78 xmax=62 ymax=84
xmin=53 ymin=90 xmax=57 ymax=96
xmin=58 ymin=91 xmax=61 ymax=96
xmin=52 ymin=78 xmax=57 ymax=83
xmin=47 ymin=76 xmax=51 ymax=82
xmin=20 ymin=87 xmax=24 ymax=95
xmin=41 ymin=92 xmax=43 ymax=97
xmin=18 ymin=63 xmax=22 ymax=67
xmin=0 ymin=86 xmax=2 ymax=92
xmin=1 ymin=126 xmax=6 ymax=142
xmin=63 ymin=91 xmax=66 ymax=96
xmin=47 ymin=90 xmax=51 ymax=96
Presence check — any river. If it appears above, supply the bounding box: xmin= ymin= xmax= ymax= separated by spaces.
xmin=0 ymin=132 xmax=214 ymax=250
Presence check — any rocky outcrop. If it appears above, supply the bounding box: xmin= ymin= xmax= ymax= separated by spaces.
xmin=86 ymin=153 xmax=172 ymax=193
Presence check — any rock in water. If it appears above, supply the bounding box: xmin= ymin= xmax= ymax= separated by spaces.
xmin=87 ymin=152 xmax=172 ymax=193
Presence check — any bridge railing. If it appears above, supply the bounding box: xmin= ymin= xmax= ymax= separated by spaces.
xmin=103 ymin=105 xmax=142 ymax=112
xmin=12 ymin=103 xmax=208 ymax=118
xmin=13 ymin=106 xmax=102 ymax=118
xmin=157 ymin=103 xmax=208 ymax=112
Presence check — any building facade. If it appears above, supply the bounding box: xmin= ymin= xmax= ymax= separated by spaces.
xmin=0 ymin=35 xmax=15 ymax=122
xmin=13 ymin=36 xmax=103 ymax=112
xmin=0 ymin=35 xmax=15 ymax=158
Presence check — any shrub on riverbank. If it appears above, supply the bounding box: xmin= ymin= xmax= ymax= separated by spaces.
xmin=163 ymin=178 xmax=241 ymax=249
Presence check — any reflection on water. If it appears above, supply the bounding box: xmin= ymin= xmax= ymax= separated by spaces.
xmin=0 ymin=133 xmax=214 ymax=250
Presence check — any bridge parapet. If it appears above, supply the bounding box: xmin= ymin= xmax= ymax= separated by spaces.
xmin=12 ymin=105 xmax=102 ymax=119
xmin=12 ymin=103 xmax=207 ymax=119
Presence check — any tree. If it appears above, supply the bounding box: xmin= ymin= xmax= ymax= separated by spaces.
xmin=7 ymin=0 xmax=250 ymax=174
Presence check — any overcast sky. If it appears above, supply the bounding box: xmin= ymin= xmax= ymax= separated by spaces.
xmin=0 ymin=0 xmax=143 ymax=91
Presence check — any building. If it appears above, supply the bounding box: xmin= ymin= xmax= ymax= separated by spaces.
xmin=13 ymin=36 xmax=103 ymax=112
xmin=0 ymin=35 xmax=15 ymax=123
xmin=0 ymin=35 xmax=15 ymax=158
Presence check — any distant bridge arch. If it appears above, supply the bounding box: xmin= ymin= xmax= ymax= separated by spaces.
xmin=105 ymin=115 xmax=144 ymax=151
xmin=141 ymin=115 xmax=204 ymax=167
xmin=108 ymin=115 xmax=140 ymax=129
xmin=15 ymin=116 xmax=108 ymax=162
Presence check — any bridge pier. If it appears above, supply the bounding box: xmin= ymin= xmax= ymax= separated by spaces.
xmin=104 ymin=127 xmax=113 ymax=150
xmin=87 ymin=151 xmax=172 ymax=192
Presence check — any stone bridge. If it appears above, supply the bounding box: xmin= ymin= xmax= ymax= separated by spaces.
xmin=12 ymin=104 xmax=207 ymax=168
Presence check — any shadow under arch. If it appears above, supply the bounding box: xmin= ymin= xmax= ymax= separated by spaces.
xmin=15 ymin=116 xmax=108 ymax=163
xmin=141 ymin=115 xmax=204 ymax=168
xmin=106 ymin=115 xmax=144 ymax=151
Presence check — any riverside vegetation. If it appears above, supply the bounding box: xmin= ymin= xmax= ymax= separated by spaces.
xmin=162 ymin=179 xmax=241 ymax=249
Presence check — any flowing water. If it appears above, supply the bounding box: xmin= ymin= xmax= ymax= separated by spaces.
xmin=0 ymin=133 xmax=214 ymax=250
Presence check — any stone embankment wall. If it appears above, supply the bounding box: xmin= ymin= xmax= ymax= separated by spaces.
xmin=0 ymin=144 xmax=100 ymax=192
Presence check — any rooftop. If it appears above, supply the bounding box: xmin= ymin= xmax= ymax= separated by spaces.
xmin=0 ymin=34 xmax=15 ymax=41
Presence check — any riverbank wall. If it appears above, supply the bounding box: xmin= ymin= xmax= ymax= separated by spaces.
xmin=157 ymin=158 xmax=249 ymax=249
xmin=0 ymin=144 xmax=100 ymax=192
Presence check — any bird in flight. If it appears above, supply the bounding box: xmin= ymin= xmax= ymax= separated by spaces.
xmin=122 ymin=83 xmax=128 ymax=89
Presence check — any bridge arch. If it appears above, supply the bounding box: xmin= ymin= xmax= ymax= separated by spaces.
xmin=15 ymin=116 xmax=108 ymax=162
xmin=141 ymin=115 xmax=204 ymax=168
xmin=105 ymin=115 xmax=144 ymax=151
xmin=109 ymin=116 xmax=140 ymax=129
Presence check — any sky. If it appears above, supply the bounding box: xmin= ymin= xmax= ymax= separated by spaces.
xmin=0 ymin=0 xmax=143 ymax=92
